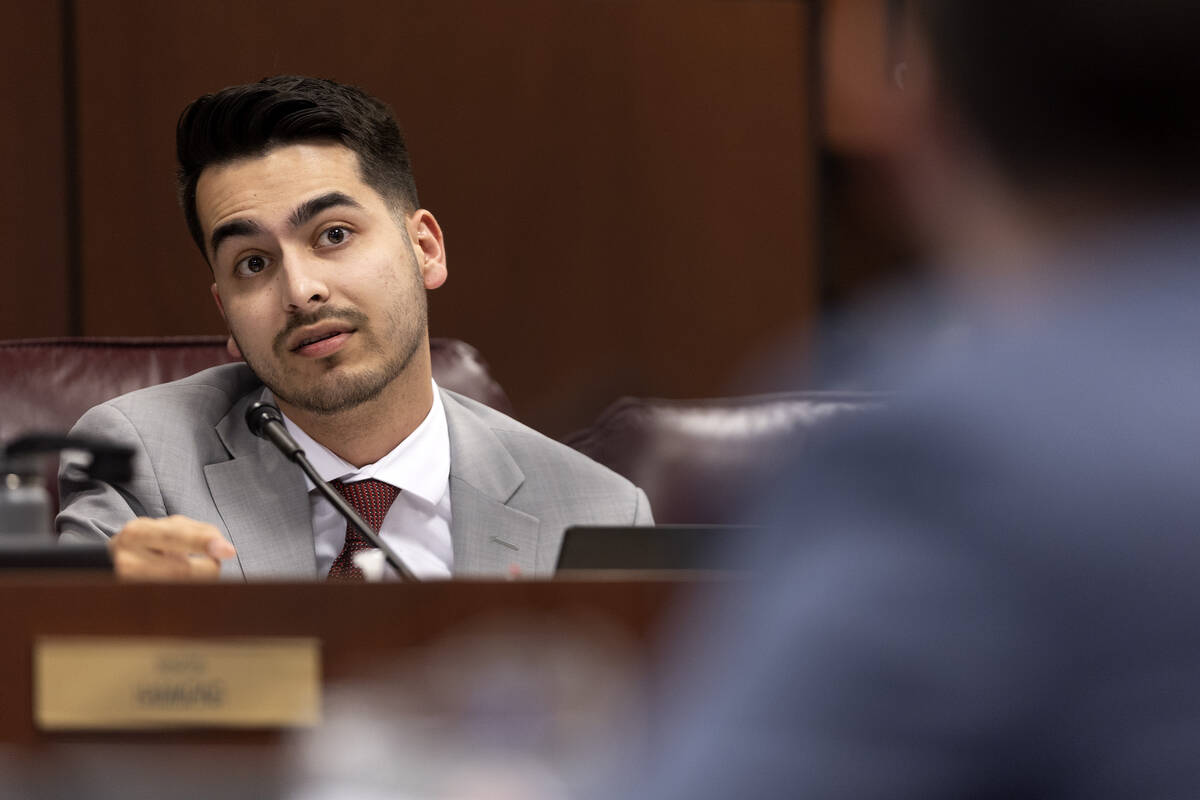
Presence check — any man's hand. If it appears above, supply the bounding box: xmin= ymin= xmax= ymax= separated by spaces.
xmin=109 ymin=515 xmax=236 ymax=580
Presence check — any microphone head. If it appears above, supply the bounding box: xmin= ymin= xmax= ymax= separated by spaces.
xmin=245 ymin=401 xmax=285 ymax=439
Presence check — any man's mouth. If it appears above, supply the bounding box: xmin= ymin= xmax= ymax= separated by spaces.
xmin=286 ymin=322 xmax=357 ymax=355
xmin=295 ymin=330 xmax=343 ymax=350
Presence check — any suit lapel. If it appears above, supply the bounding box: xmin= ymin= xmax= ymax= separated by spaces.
xmin=442 ymin=390 xmax=541 ymax=576
xmin=206 ymin=389 xmax=316 ymax=579
xmin=199 ymin=386 xmax=532 ymax=579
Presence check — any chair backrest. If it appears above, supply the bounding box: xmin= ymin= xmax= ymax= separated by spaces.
xmin=563 ymin=391 xmax=885 ymax=524
xmin=0 ymin=336 xmax=511 ymax=443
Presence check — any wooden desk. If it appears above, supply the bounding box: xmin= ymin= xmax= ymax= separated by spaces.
xmin=0 ymin=576 xmax=697 ymax=750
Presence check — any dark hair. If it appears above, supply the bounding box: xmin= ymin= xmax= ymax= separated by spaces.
xmin=176 ymin=75 xmax=420 ymax=256
xmin=913 ymin=1 xmax=1200 ymax=194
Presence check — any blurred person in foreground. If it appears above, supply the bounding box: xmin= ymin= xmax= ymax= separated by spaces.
xmin=635 ymin=2 xmax=1200 ymax=798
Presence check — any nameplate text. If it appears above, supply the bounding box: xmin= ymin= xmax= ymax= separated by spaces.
xmin=34 ymin=636 xmax=321 ymax=730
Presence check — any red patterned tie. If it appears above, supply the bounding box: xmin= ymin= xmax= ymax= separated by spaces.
xmin=327 ymin=478 xmax=401 ymax=581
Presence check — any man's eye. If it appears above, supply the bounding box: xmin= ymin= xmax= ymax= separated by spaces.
xmin=234 ymin=254 xmax=270 ymax=277
xmin=317 ymin=226 xmax=350 ymax=247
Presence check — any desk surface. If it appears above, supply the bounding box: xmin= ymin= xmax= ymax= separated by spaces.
xmin=0 ymin=575 xmax=704 ymax=749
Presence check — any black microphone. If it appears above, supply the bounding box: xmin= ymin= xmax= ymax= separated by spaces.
xmin=245 ymin=402 xmax=303 ymax=460
xmin=244 ymin=401 xmax=418 ymax=582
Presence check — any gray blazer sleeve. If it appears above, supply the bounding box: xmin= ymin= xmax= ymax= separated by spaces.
xmin=56 ymin=403 xmax=166 ymax=544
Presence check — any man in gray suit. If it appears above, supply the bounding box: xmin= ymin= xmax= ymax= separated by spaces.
xmin=57 ymin=76 xmax=651 ymax=580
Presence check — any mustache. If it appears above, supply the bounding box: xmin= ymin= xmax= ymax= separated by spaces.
xmin=273 ymin=306 xmax=369 ymax=352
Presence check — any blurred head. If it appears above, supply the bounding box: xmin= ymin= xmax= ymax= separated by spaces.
xmin=177 ymin=75 xmax=421 ymax=261
xmin=891 ymin=2 xmax=1200 ymax=265
xmin=916 ymin=2 xmax=1200 ymax=194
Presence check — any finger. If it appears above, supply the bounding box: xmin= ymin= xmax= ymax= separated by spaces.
xmin=114 ymin=516 xmax=236 ymax=560
xmin=112 ymin=547 xmax=223 ymax=582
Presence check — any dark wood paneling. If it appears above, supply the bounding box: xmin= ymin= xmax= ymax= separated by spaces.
xmin=0 ymin=1 xmax=70 ymax=338
xmin=74 ymin=1 xmax=815 ymax=434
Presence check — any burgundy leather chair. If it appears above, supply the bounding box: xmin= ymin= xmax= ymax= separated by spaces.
xmin=0 ymin=336 xmax=511 ymax=444
xmin=563 ymin=392 xmax=884 ymax=524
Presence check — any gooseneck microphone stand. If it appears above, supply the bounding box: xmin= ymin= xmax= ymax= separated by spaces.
xmin=245 ymin=401 xmax=418 ymax=582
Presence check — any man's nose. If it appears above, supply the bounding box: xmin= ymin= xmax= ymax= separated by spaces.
xmin=278 ymin=252 xmax=330 ymax=311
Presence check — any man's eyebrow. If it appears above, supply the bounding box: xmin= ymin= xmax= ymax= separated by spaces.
xmin=209 ymin=219 xmax=263 ymax=258
xmin=288 ymin=192 xmax=364 ymax=229
xmin=207 ymin=192 xmax=365 ymax=258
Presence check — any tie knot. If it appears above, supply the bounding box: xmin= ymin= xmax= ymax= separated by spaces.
xmin=330 ymin=478 xmax=401 ymax=533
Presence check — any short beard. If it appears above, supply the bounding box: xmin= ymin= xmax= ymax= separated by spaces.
xmin=275 ymin=333 xmax=421 ymax=415
xmin=235 ymin=298 xmax=426 ymax=416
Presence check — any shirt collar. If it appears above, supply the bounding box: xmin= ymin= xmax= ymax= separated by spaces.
xmin=277 ymin=380 xmax=451 ymax=506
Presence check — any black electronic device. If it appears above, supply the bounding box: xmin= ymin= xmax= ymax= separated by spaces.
xmin=555 ymin=524 xmax=757 ymax=572
xmin=0 ymin=537 xmax=111 ymax=570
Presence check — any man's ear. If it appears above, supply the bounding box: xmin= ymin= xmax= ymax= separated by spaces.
xmin=407 ymin=209 xmax=448 ymax=290
xmin=210 ymin=283 xmax=243 ymax=360
xmin=876 ymin=22 xmax=975 ymax=258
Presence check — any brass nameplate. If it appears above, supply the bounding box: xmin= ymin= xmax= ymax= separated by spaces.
xmin=34 ymin=636 xmax=321 ymax=730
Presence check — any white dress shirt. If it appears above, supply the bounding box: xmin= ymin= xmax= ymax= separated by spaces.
xmin=278 ymin=381 xmax=453 ymax=580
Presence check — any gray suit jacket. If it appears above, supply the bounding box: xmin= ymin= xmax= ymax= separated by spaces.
xmin=57 ymin=363 xmax=652 ymax=579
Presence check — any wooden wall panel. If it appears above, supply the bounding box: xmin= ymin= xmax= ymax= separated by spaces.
xmin=0 ymin=0 xmax=69 ymax=338
xmin=73 ymin=1 xmax=815 ymax=434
